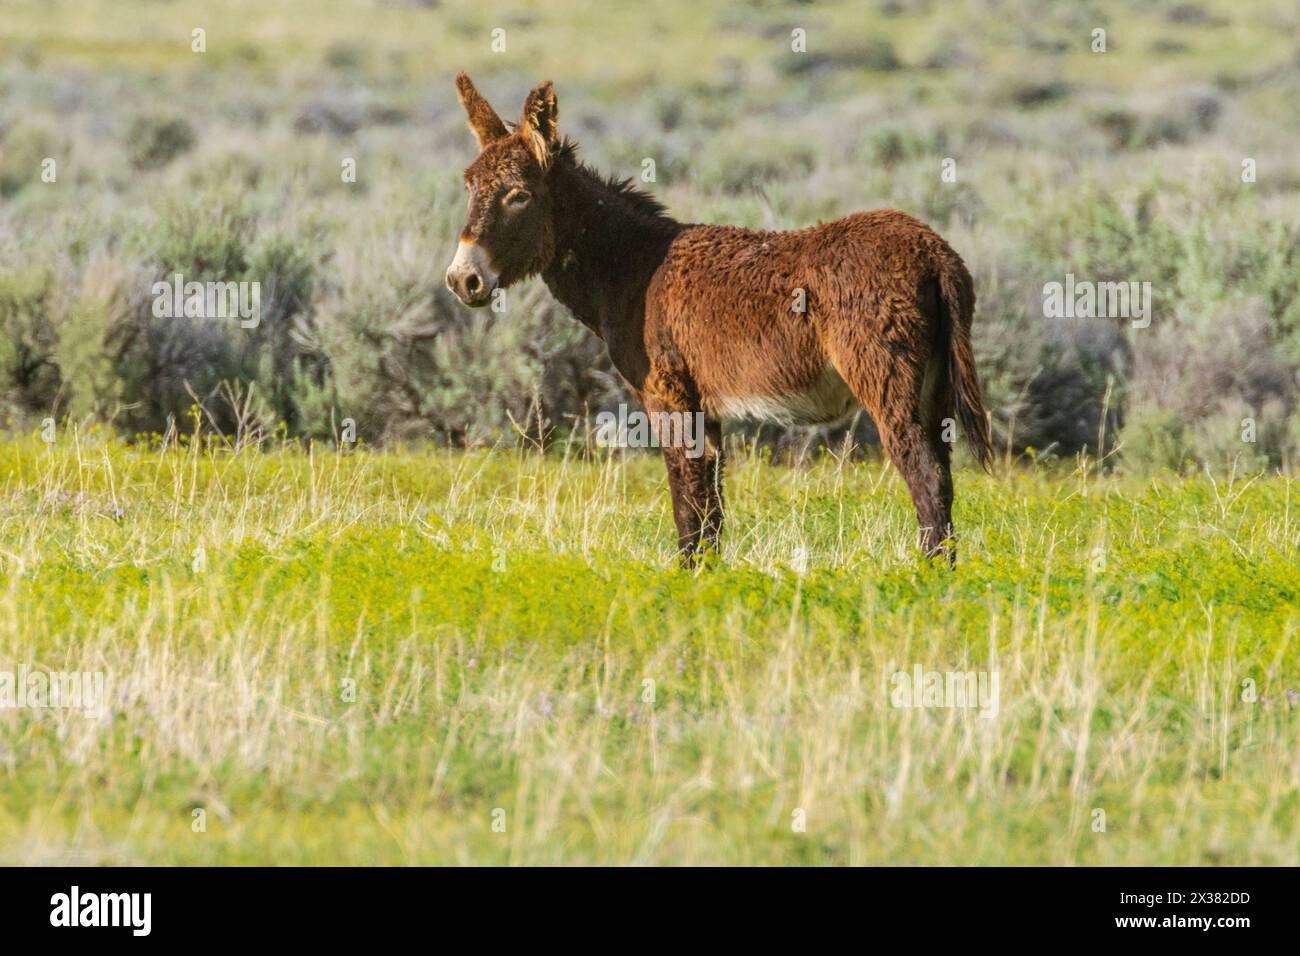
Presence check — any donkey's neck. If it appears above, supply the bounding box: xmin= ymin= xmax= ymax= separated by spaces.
xmin=541 ymin=156 xmax=682 ymax=339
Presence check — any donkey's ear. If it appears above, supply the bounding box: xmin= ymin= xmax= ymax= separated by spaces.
xmin=455 ymin=72 xmax=508 ymax=150
xmin=520 ymin=80 xmax=559 ymax=168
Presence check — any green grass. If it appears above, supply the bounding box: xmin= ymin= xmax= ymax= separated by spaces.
xmin=0 ymin=433 xmax=1296 ymax=864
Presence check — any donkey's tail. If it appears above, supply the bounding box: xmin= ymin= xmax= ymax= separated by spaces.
xmin=936 ymin=254 xmax=993 ymax=471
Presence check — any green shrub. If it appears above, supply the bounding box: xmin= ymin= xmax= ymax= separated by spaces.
xmin=126 ymin=116 xmax=196 ymax=170
xmin=52 ymin=253 xmax=131 ymax=423
xmin=0 ymin=123 xmax=59 ymax=197
xmin=1118 ymin=408 xmax=1192 ymax=473
xmin=0 ymin=267 xmax=61 ymax=418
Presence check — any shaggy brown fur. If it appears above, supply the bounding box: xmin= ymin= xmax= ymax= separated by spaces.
xmin=446 ymin=74 xmax=993 ymax=566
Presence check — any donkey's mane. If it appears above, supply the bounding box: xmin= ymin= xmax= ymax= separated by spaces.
xmin=553 ymin=137 xmax=677 ymax=226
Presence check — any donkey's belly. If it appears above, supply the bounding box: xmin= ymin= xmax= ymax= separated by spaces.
xmin=710 ymin=365 xmax=859 ymax=426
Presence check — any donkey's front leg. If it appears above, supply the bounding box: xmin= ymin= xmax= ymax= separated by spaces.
xmin=658 ymin=414 xmax=724 ymax=568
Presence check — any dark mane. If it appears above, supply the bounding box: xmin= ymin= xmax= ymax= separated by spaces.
xmin=553 ymin=137 xmax=676 ymax=226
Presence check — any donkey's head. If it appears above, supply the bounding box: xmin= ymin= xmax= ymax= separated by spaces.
xmin=445 ymin=73 xmax=561 ymax=307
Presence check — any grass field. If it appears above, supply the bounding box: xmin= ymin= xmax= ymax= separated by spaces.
xmin=1 ymin=433 xmax=1296 ymax=865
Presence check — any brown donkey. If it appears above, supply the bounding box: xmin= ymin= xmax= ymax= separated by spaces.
xmin=445 ymin=74 xmax=993 ymax=566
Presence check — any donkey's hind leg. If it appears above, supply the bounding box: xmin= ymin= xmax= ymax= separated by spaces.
xmin=923 ymin=348 xmax=956 ymax=556
xmin=829 ymin=322 xmax=955 ymax=562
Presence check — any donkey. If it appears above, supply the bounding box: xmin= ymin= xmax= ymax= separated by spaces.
xmin=445 ymin=74 xmax=993 ymax=566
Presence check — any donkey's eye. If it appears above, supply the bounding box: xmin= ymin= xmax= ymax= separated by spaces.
xmin=505 ymin=189 xmax=531 ymax=207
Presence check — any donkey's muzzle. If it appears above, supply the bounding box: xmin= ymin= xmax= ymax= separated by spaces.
xmin=445 ymin=241 xmax=497 ymax=308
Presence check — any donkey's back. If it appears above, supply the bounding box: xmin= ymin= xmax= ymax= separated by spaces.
xmin=646 ymin=210 xmax=987 ymax=449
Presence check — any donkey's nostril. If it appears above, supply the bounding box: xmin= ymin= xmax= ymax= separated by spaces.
xmin=465 ymin=273 xmax=482 ymax=294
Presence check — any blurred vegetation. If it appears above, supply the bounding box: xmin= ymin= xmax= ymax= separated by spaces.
xmin=0 ymin=0 xmax=1298 ymax=470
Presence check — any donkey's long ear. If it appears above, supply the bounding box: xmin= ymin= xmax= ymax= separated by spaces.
xmin=455 ymin=72 xmax=508 ymax=150
xmin=520 ymin=80 xmax=559 ymax=168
